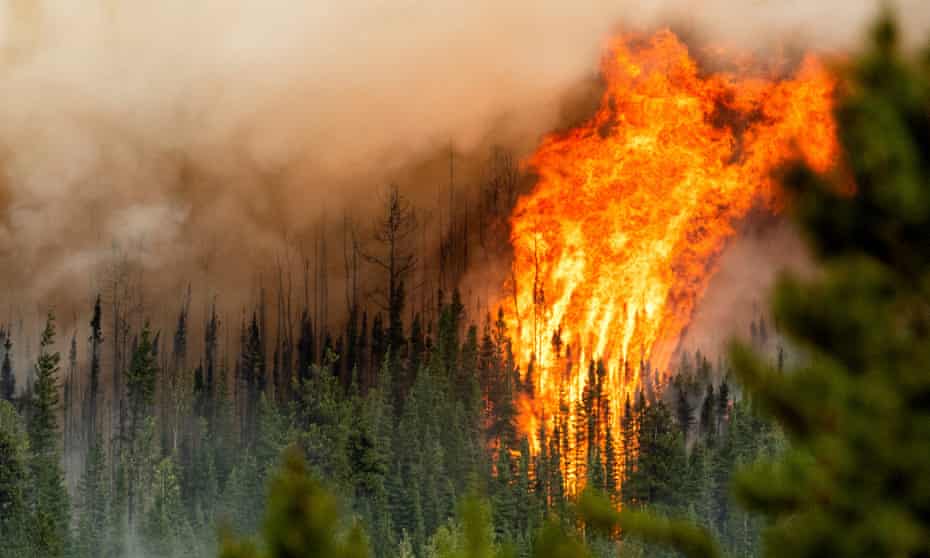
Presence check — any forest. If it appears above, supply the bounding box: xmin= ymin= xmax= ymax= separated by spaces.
xmin=2 ymin=10 xmax=930 ymax=558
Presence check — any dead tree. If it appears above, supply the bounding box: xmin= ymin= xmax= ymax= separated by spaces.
xmin=362 ymin=184 xmax=418 ymax=361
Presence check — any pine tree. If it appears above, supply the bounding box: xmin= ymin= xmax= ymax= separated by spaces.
xmin=493 ymin=446 xmax=517 ymax=540
xmin=0 ymin=400 xmax=29 ymax=556
xmin=620 ymin=395 xmax=636 ymax=489
xmin=75 ymin=438 xmax=108 ymax=558
xmin=1 ymin=335 xmax=14 ymax=403
xmin=63 ymin=332 xmax=76 ymax=459
xmin=675 ymin=385 xmax=694 ymax=440
xmin=389 ymin=386 xmax=426 ymax=551
xmin=124 ymin=322 xmax=159 ymax=534
xmin=27 ymin=313 xmax=70 ymax=557
xmin=698 ymin=384 xmax=716 ymax=443
xmin=86 ymin=295 xmax=103 ymax=449
xmin=220 ymin=446 xmax=368 ymax=558
xmin=204 ymin=305 xmax=219 ymax=426
xmin=625 ymin=401 xmax=685 ymax=512
xmin=604 ymin=404 xmax=618 ymax=503
xmin=240 ymin=314 xmax=265 ymax=448
xmin=297 ymin=309 xmax=315 ymax=384
xmin=142 ymin=456 xmax=192 ymax=557
xmin=716 ymin=378 xmax=729 ymax=438
xmin=223 ymin=452 xmax=264 ymax=536
xmin=77 ymin=297 xmax=108 ymax=558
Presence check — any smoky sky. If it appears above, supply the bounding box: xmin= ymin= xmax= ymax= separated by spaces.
xmin=0 ymin=0 xmax=928 ymax=320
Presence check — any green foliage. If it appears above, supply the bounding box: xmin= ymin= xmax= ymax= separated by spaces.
xmin=219 ymin=446 xmax=368 ymax=558
xmin=582 ymin=489 xmax=720 ymax=558
xmin=75 ymin=436 xmax=108 ymax=558
xmin=142 ymin=456 xmax=197 ymax=557
xmin=424 ymin=493 xmax=513 ymax=558
xmin=1 ymin=335 xmax=14 ymax=403
xmin=623 ymin=398 xmax=687 ymax=512
xmin=27 ymin=313 xmax=70 ymax=557
xmin=0 ymin=400 xmax=29 ymax=557
xmin=127 ymin=323 xmax=159 ymax=429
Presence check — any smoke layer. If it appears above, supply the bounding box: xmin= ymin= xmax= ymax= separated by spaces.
xmin=0 ymin=0 xmax=928 ymax=313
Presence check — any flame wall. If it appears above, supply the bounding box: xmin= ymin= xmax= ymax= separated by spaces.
xmin=505 ymin=30 xmax=838 ymax=493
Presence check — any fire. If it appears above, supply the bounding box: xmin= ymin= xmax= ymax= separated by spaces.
xmin=505 ymin=30 xmax=837 ymax=493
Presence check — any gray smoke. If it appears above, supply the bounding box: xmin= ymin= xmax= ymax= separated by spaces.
xmin=0 ymin=0 xmax=927 ymax=320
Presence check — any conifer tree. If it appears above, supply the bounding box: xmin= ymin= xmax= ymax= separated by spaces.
xmin=77 ymin=297 xmax=109 ymax=558
xmin=76 ymin=439 xmax=108 ymax=558
xmin=142 ymin=456 xmax=192 ymax=557
xmin=675 ymin=386 xmax=694 ymax=440
xmin=86 ymin=295 xmax=103 ymax=448
xmin=220 ymin=446 xmax=368 ymax=558
xmin=0 ymin=400 xmax=29 ymax=556
xmin=124 ymin=322 xmax=159 ymax=533
xmin=27 ymin=313 xmax=70 ymax=557
xmin=1 ymin=335 xmax=14 ymax=403
xmin=240 ymin=314 xmax=265 ymax=448
xmin=698 ymin=384 xmax=716 ymax=442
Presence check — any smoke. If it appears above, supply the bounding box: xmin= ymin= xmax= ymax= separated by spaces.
xmin=0 ymin=0 xmax=928 ymax=318
xmin=679 ymin=216 xmax=813 ymax=362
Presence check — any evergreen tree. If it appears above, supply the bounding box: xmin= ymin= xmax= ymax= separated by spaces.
xmin=603 ymin=404 xmax=618 ymax=503
xmin=124 ymin=322 xmax=159 ymax=534
xmin=220 ymin=446 xmax=368 ymax=558
xmin=0 ymin=400 xmax=29 ymax=556
xmin=204 ymin=305 xmax=220 ymax=425
xmin=142 ymin=456 xmax=193 ymax=557
xmin=27 ymin=313 xmax=70 ymax=557
xmin=75 ymin=439 xmax=108 ymax=558
xmin=86 ymin=295 xmax=103 ymax=448
xmin=698 ymin=384 xmax=716 ymax=442
xmin=297 ymin=309 xmax=315 ymax=384
xmin=675 ymin=384 xmax=694 ymax=440
xmin=624 ymin=401 xmax=685 ymax=512
xmin=75 ymin=297 xmax=109 ymax=558
xmin=1 ymin=335 xmax=14 ymax=403
xmin=240 ymin=314 xmax=265 ymax=448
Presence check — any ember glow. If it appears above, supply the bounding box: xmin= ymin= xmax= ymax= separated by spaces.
xmin=505 ymin=29 xmax=837 ymax=493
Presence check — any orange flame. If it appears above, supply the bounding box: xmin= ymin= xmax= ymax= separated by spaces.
xmin=505 ymin=30 xmax=837 ymax=493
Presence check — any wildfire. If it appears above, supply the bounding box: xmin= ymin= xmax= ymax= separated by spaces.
xmin=505 ymin=30 xmax=838 ymax=493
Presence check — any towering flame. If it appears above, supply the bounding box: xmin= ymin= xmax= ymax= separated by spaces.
xmin=505 ymin=30 xmax=837 ymax=493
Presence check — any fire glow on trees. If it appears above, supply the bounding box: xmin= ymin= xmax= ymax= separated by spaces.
xmin=505 ymin=29 xmax=838 ymax=494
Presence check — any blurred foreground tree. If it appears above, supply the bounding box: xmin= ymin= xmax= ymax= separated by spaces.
xmin=219 ymin=445 xmax=368 ymax=558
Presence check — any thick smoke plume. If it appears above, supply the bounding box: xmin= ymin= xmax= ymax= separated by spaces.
xmin=0 ymin=0 xmax=928 ymax=321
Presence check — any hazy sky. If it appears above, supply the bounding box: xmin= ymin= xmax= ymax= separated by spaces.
xmin=0 ymin=0 xmax=926 ymax=314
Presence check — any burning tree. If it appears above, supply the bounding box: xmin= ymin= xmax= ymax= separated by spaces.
xmin=506 ymin=29 xmax=838 ymax=496
xmin=608 ymin=14 xmax=930 ymax=558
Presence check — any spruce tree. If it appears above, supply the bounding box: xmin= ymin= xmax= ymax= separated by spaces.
xmin=75 ymin=439 xmax=108 ymax=558
xmin=219 ymin=446 xmax=368 ymax=558
xmin=0 ymin=400 xmax=29 ymax=556
xmin=1 ymin=335 xmax=14 ymax=403
xmin=77 ymin=297 xmax=108 ymax=558
xmin=124 ymin=322 xmax=159 ymax=534
xmin=27 ymin=313 xmax=70 ymax=557
xmin=675 ymin=386 xmax=694 ymax=440
xmin=86 ymin=295 xmax=103 ymax=448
